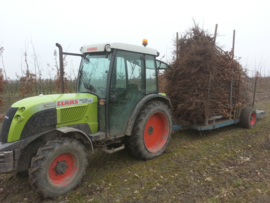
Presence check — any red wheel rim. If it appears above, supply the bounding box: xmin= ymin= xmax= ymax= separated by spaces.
xmin=250 ymin=112 xmax=256 ymax=126
xmin=144 ymin=112 xmax=169 ymax=153
xmin=48 ymin=153 xmax=78 ymax=187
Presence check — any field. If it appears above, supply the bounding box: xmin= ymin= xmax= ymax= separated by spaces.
xmin=0 ymin=91 xmax=269 ymax=202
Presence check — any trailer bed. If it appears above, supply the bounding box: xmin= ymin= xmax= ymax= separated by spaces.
xmin=173 ymin=110 xmax=266 ymax=131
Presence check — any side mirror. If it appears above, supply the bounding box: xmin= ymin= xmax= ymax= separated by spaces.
xmin=156 ymin=60 xmax=171 ymax=70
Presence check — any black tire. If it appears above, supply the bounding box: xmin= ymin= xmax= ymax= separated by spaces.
xmin=128 ymin=100 xmax=172 ymax=160
xmin=240 ymin=107 xmax=257 ymax=129
xmin=28 ymin=138 xmax=88 ymax=198
xmin=16 ymin=170 xmax=29 ymax=178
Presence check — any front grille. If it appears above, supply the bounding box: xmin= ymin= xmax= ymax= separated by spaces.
xmin=0 ymin=107 xmax=18 ymax=143
xmin=60 ymin=106 xmax=87 ymax=123
xmin=0 ymin=153 xmax=5 ymax=163
xmin=0 ymin=151 xmax=14 ymax=172
xmin=0 ymin=151 xmax=13 ymax=163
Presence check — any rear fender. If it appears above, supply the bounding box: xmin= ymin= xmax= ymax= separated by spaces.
xmin=125 ymin=94 xmax=172 ymax=136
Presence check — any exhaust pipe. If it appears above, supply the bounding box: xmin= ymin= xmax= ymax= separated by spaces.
xmin=56 ymin=43 xmax=64 ymax=94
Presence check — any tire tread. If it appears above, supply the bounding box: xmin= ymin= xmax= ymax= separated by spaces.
xmin=240 ymin=107 xmax=256 ymax=129
xmin=28 ymin=138 xmax=88 ymax=198
xmin=128 ymin=101 xmax=172 ymax=160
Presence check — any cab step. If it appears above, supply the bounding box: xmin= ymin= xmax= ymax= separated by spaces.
xmin=102 ymin=144 xmax=125 ymax=154
xmin=89 ymin=131 xmax=106 ymax=141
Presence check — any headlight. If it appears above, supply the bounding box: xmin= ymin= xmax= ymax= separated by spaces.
xmin=105 ymin=44 xmax=111 ymax=52
xmin=18 ymin=107 xmax=25 ymax=113
xmin=17 ymin=115 xmax=21 ymax=121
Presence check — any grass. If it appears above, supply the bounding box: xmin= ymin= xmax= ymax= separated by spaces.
xmin=0 ymin=98 xmax=269 ymax=202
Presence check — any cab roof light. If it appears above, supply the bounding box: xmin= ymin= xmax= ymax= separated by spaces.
xmin=142 ymin=39 xmax=148 ymax=47
xmin=105 ymin=44 xmax=111 ymax=52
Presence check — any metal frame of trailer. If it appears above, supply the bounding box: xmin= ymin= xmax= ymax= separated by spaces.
xmin=173 ymin=110 xmax=266 ymax=131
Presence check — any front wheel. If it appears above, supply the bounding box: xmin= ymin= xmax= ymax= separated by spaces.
xmin=128 ymin=101 xmax=172 ymax=160
xmin=29 ymin=138 xmax=88 ymax=198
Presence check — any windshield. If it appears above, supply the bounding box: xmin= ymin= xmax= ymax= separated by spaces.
xmin=77 ymin=53 xmax=111 ymax=98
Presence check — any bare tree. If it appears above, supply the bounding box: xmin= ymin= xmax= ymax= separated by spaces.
xmin=0 ymin=47 xmax=6 ymax=105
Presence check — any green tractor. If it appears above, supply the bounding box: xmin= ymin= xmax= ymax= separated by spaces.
xmin=0 ymin=40 xmax=173 ymax=198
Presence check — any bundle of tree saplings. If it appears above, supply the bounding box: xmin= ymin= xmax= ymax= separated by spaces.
xmin=164 ymin=24 xmax=250 ymax=125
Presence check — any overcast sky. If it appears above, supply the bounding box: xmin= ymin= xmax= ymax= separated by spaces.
xmin=1 ymin=0 xmax=270 ymax=79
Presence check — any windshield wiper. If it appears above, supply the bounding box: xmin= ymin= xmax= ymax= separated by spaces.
xmin=84 ymin=57 xmax=89 ymax=63
xmin=82 ymin=74 xmax=96 ymax=93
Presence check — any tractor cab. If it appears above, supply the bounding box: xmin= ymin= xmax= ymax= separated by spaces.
xmin=75 ymin=41 xmax=168 ymax=138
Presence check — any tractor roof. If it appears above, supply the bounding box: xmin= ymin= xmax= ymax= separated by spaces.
xmin=80 ymin=42 xmax=158 ymax=56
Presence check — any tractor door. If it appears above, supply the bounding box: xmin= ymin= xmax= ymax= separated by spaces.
xmin=108 ymin=50 xmax=157 ymax=136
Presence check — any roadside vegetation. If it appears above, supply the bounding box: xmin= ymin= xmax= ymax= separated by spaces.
xmin=0 ymin=45 xmax=76 ymax=120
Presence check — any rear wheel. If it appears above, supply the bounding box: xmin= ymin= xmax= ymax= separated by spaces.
xmin=240 ymin=107 xmax=257 ymax=129
xmin=29 ymin=138 xmax=88 ymax=198
xmin=128 ymin=101 xmax=172 ymax=160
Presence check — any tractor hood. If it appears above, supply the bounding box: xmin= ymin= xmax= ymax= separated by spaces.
xmin=2 ymin=93 xmax=98 ymax=143
xmin=12 ymin=93 xmax=98 ymax=109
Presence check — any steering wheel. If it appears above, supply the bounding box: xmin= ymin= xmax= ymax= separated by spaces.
xmin=97 ymin=87 xmax=106 ymax=95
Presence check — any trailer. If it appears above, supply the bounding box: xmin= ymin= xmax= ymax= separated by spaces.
xmin=173 ymin=108 xmax=266 ymax=131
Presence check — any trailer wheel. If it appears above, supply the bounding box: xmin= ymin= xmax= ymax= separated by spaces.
xmin=128 ymin=101 xmax=172 ymax=160
xmin=28 ymin=138 xmax=88 ymax=198
xmin=240 ymin=107 xmax=257 ymax=129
